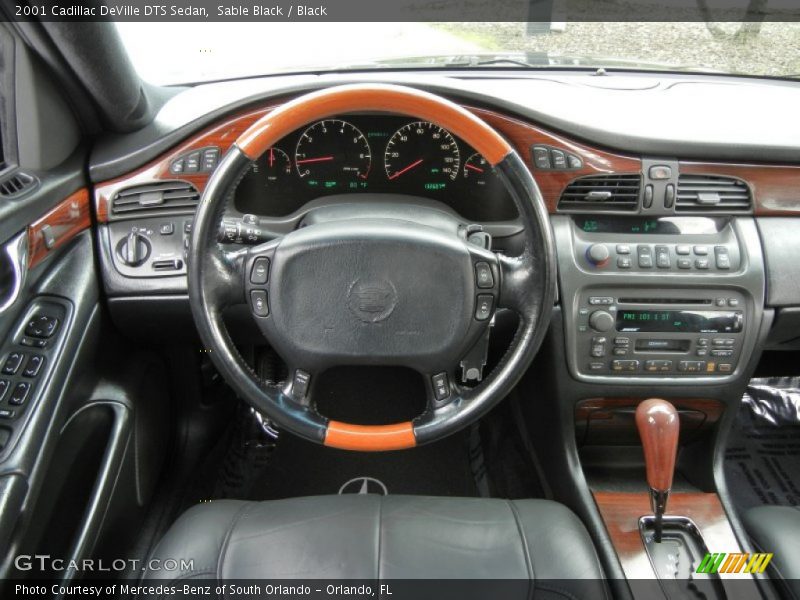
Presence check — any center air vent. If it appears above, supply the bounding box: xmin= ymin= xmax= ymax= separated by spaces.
xmin=558 ymin=174 xmax=640 ymax=212
xmin=676 ymin=175 xmax=751 ymax=213
xmin=111 ymin=181 xmax=200 ymax=219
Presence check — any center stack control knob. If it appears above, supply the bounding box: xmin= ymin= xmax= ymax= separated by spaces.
xmin=589 ymin=310 xmax=615 ymax=332
xmin=586 ymin=243 xmax=610 ymax=267
xmin=117 ymin=231 xmax=151 ymax=267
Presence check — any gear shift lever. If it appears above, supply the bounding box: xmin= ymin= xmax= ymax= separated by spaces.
xmin=636 ymin=398 xmax=679 ymax=543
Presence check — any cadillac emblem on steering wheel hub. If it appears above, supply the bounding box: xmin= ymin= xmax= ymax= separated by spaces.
xmin=347 ymin=278 xmax=397 ymax=323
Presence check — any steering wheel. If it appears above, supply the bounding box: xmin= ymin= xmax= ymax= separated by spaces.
xmin=189 ymin=84 xmax=556 ymax=451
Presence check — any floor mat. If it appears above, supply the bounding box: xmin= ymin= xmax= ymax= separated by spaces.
xmin=725 ymin=377 xmax=800 ymax=511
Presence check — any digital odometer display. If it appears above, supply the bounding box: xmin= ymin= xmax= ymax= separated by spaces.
xmin=616 ymin=310 xmax=743 ymax=333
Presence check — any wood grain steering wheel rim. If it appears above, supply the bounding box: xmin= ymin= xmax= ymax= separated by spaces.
xmin=188 ymin=83 xmax=556 ymax=451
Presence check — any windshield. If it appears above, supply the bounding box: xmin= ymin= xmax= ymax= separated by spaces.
xmin=116 ymin=22 xmax=800 ymax=85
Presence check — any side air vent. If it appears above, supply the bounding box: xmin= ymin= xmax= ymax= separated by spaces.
xmin=0 ymin=171 xmax=38 ymax=199
xmin=558 ymin=174 xmax=641 ymax=212
xmin=676 ymin=175 xmax=752 ymax=213
xmin=111 ymin=181 xmax=200 ymax=219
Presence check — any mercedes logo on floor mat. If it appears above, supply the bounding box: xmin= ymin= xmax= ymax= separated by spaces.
xmin=338 ymin=476 xmax=389 ymax=495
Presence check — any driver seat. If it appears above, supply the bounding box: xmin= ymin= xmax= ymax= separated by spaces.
xmin=144 ymin=495 xmax=608 ymax=598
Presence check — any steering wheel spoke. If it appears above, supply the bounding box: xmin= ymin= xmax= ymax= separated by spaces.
xmin=497 ymin=251 xmax=537 ymax=313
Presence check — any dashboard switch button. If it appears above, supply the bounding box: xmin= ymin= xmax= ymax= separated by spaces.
xmin=432 ymin=372 xmax=450 ymax=402
xmin=250 ymin=257 xmax=270 ymax=285
xmin=8 ymin=381 xmax=31 ymax=406
xmin=532 ymin=146 xmax=551 ymax=169
xmin=475 ymin=295 xmax=494 ymax=321
xmin=251 ymin=290 xmax=269 ymax=317
xmin=2 ymin=352 xmax=24 ymax=375
xmin=474 ymin=262 xmax=494 ymax=289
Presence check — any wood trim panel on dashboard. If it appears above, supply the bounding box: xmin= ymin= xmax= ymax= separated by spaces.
xmin=93 ymin=100 xmax=642 ymax=220
xmin=93 ymin=94 xmax=800 ymax=220
xmin=28 ymin=188 xmax=91 ymax=269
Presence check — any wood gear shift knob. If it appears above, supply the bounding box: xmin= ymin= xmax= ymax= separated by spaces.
xmin=635 ymin=398 xmax=679 ymax=493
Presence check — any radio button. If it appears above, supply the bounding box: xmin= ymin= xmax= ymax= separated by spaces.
xmin=678 ymin=361 xmax=705 ymax=372
xmin=718 ymin=363 xmax=733 ymax=373
xmin=589 ymin=296 xmax=614 ymax=305
xmin=588 ymin=362 xmax=605 ymax=372
xmin=613 ymin=347 xmax=629 ymax=356
xmin=611 ymin=360 xmax=639 ymax=372
xmin=728 ymin=298 xmax=740 ymax=307
xmin=676 ymin=245 xmax=691 ymax=255
xmin=712 ymin=338 xmax=726 ymax=346
xmin=697 ymin=338 xmax=709 ymax=347
xmin=645 ymin=360 xmax=673 ymax=372
xmin=677 ymin=258 xmax=692 ymax=269
xmin=614 ymin=337 xmax=630 ymax=346
xmin=715 ymin=297 xmax=727 ymax=306
xmin=696 ymin=348 xmax=708 ymax=357
xmin=591 ymin=345 xmax=606 ymax=358
xmin=711 ymin=349 xmax=734 ymax=357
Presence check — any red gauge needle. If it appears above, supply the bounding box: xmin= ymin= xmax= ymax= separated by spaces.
xmin=268 ymin=148 xmax=275 ymax=167
xmin=465 ymin=163 xmax=484 ymax=173
xmin=389 ymin=158 xmax=423 ymax=180
xmin=296 ymin=156 xmax=335 ymax=164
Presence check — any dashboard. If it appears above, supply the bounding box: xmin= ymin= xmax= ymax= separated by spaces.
xmin=86 ymin=73 xmax=800 ymax=388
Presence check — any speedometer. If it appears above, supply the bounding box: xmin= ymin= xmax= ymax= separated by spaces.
xmin=384 ymin=122 xmax=460 ymax=189
xmin=295 ymin=120 xmax=371 ymax=188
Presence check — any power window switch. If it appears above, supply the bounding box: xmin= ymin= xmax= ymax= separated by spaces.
xmin=23 ymin=355 xmax=45 ymax=378
xmin=0 ymin=379 xmax=9 ymax=402
xmin=2 ymin=352 xmax=25 ymax=375
xmin=8 ymin=381 xmax=31 ymax=406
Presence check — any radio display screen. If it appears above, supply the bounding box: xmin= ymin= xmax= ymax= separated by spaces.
xmin=616 ymin=310 xmax=743 ymax=333
xmin=575 ymin=216 xmax=726 ymax=235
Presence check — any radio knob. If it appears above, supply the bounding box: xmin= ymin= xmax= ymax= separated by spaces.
xmin=589 ymin=310 xmax=615 ymax=332
xmin=586 ymin=244 xmax=610 ymax=267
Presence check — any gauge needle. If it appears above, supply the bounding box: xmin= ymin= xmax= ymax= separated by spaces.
xmin=389 ymin=158 xmax=423 ymax=180
xmin=269 ymin=148 xmax=275 ymax=167
xmin=465 ymin=163 xmax=484 ymax=173
xmin=296 ymin=156 xmax=335 ymax=164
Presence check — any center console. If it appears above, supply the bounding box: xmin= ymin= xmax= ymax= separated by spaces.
xmin=553 ymin=215 xmax=765 ymax=385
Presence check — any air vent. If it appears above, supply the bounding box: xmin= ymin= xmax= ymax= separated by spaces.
xmin=111 ymin=181 xmax=200 ymax=219
xmin=0 ymin=171 xmax=38 ymax=199
xmin=558 ymin=174 xmax=640 ymax=212
xmin=676 ymin=175 xmax=751 ymax=213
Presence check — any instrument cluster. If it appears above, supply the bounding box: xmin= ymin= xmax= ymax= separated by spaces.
xmin=233 ymin=114 xmax=518 ymax=222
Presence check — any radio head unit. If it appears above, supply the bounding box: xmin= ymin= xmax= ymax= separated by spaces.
xmin=575 ymin=291 xmax=747 ymax=378
xmin=616 ymin=309 xmax=744 ymax=334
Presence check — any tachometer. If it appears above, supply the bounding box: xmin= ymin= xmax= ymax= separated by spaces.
xmin=294 ymin=120 xmax=371 ymax=188
xmin=384 ymin=122 xmax=460 ymax=189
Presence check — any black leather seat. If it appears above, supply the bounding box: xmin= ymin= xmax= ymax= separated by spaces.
xmin=145 ymin=495 xmax=607 ymax=598
xmin=743 ymin=505 xmax=800 ymax=600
